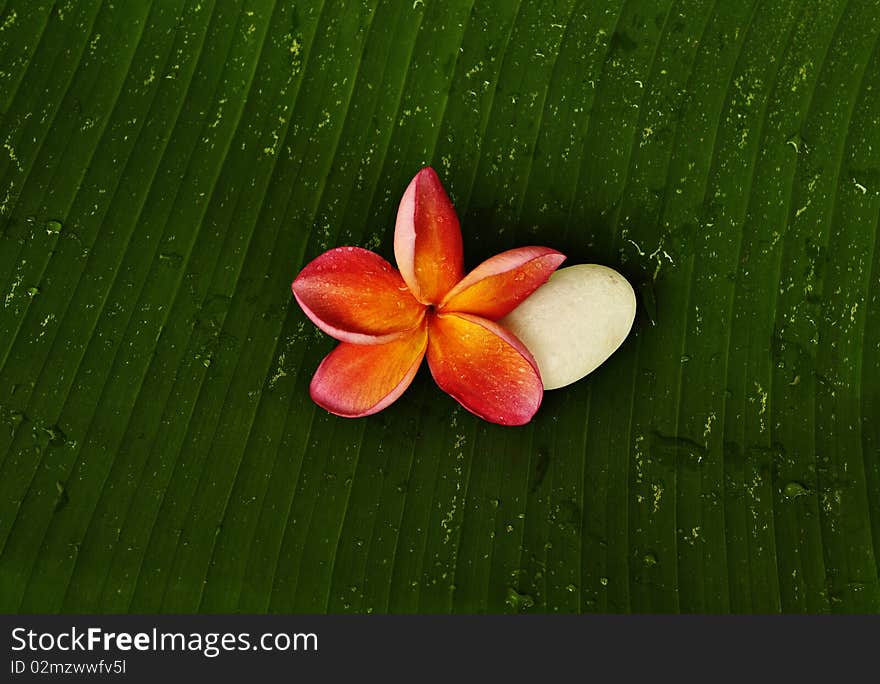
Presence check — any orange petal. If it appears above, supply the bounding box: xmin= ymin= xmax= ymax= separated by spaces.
xmin=292 ymin=246 xmax=425 ymax=344
xmin=426 ymin=312 xmax=543 ymax=426
xmin=310 ymin=323 xmax=428 ymax=417
xmin=394 ymin=167 xmax=464 ymax=304
xmin=439 ymin=247 xmax=566 ymax=319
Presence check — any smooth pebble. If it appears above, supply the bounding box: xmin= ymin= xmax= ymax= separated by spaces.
xmin=501 ymin=264 xmax=636 ymax=390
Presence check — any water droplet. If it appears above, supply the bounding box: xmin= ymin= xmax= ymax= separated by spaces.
xmin=54 ymin=480 xmax=69 ymax=512
xmin=642 ymin=552 xmax=658 ymax=567
xmin=45 ymin=219 xmax=63 ymax=235
xmin=784 ymin=481 xmax=809 ymax=499
xmin=5 ymin=410 xmax=25 ymax=435
xmin=599 ymin=577 xmax=609 ymax=587
xmin=531 ymin=450 xmax=549 ymax=491
xmin=639 ymin=280 xmax=657 ymax=326
xmin=650 ymin=431 xmax=707 ymax=466
xmin=27 ymin=286 xmax=39 ymax=297
xmin=505 ymin=587 xmax=535 ymax=612
xmin=159 ymin=252 xmax=183 ymax=268
xmin=37 ymin=424 xmax=67 ymax=447
xmin=198 ymin=294 xmax=231 ymax=325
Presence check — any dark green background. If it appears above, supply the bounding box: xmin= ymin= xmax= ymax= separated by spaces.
xmin=0 ymin=0 xmax=878 ymax=613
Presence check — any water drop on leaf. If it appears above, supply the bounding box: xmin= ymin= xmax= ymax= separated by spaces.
xmin=784 ymin=481 xmax=809 ymax=499
xmin=505 ymin=587 xmax=534 ymax=612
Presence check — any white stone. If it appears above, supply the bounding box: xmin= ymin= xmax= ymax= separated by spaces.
xmin=500 ymin=264 xmax=636 ymax=390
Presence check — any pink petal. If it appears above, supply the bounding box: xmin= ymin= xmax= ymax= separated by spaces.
xmin=292 ymin=246 xmax=425 ymax=344
xmin=426 ymin=312 xmax=543 ymax=426
xmin=439 ymin=247 xmax=566 ymax=319
xmin=310 ymin=322 xmax=428 ymax=417
xmin=394 ymin=167 xmax=464 ymax=305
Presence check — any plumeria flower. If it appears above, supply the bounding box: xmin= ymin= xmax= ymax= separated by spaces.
xmin=291 ymin=168 xmax=565 ymax=425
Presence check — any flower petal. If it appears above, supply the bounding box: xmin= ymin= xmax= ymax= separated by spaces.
xmin=438 ymin=247 xmax=566 ymax=319
xmin=426 ymin=312 xmax=543 ymax=426
xmin=394 ymin=167 xmax=464 ymax=304
xmin=292 ymin=246 xmax=425 ymax=344
xmin=310 ymin=323 xmax=428 ymax=418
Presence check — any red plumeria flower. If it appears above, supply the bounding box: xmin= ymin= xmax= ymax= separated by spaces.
xmin=291 ymin=168 xmax=565 ymax=425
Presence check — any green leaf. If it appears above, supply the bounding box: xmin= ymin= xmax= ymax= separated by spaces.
xmin=0 ymin=0 xmax=878 ymax=613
